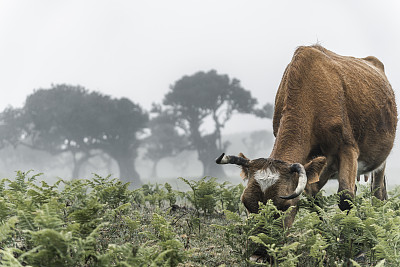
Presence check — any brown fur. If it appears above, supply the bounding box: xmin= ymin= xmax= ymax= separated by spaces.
xmin=240 ymin=45 xmax=397 ymax=223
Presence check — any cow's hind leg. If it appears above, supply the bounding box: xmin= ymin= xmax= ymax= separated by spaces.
xmin=337 ymin=146 xmax=358 ymax=211
xmin=370 ymin=163 xmax=388 ymax=200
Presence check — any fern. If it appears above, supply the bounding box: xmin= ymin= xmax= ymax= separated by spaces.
xmin=67 ymin=196 xmax=104 ymax=238
xmin=2 ymin=170 xmax=400 ymax=266
xmin=0 ymin=216 xmax=18 ymax=243
xmin=0 ymin=248 xmax=25 ymax=267
xmin=33 ymin=202 xmax=64 ymax=230
xmin=179 ymin=177 xmax=219 ymax=214
xmin=88 ymin=174 xmax=131 ymax=209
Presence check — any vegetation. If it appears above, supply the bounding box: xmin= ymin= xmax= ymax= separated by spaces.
xmin=0 ymin=85 xmax=148 ymax=185
xmin=142 ymin=106 xmax=187 ymax=178
xmin=0 ymin=73 xmax=274 ymax=184
xmin=162 ymin=70 xmax=258 ymax=178
xmin=0 ymin=171 xmax=399 ymax=266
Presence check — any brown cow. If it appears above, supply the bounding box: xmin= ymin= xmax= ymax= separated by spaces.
xmin=216 ymin=45 xmax=397 ymax=228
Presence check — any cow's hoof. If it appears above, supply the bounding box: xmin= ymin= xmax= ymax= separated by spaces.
xmin=338 ymin=194 xmax=353 ymax=211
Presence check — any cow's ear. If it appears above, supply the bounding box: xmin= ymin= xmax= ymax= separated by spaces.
xmin=304 ymin=157 xmax=327 ymax=184
xmin=238 ymin=152 xmax=249 ymax=160
xmin=238 ymin=153 xmax=250 ymax=179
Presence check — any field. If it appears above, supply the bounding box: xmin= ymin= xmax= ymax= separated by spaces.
xmin=0 ymin=172 xmax=399 ymax=266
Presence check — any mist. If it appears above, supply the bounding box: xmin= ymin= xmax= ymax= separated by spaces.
xmin=0 ymin=1 xmax=400 ymax=188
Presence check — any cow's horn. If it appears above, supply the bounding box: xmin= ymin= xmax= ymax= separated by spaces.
xmin=215 ymin=153 xmax=249 ymax=166
xmin=280 ymin=163 xmax=307 ymax=199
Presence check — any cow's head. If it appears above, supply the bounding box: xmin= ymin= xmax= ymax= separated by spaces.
xmin=216 ymin=153 xmax=326 ymax=226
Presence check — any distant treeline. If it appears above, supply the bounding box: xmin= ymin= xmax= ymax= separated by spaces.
xmin=0 ymin=70 xmax=273 ymax=185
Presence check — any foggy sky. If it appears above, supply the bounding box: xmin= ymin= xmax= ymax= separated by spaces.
xmin=1 ymin=1 xmax=400 ymax=136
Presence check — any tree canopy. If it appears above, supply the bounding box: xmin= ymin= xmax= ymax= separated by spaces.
xmin=142 ymin=105 xmax=188 ymax=178
xmin=0 ymin=84 xmax=148 ymax=185
xmin=0 ymin=70 xmax=274 ymax=181
xmin=163 ymin=70 xmax=258 ymax=177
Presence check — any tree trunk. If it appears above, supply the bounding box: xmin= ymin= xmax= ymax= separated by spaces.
xmin=115 ymin=155 xmax=142 ymax=187
xmin=190 ymin=123 xmax=227 ymax=178
xmin=197 ymin=141 xmax=226 ymax=178
xmin=71 ymin=160 xmax=82 ymax=179
xmin=71 ymin=152 xmax=92 ymax=179
xmin=150 ymin=160 xmax=159 ymax=179
xmin=200 ymin=156 xmax=226 ymax=178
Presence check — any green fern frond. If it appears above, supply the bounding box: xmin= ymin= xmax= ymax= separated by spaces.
xmin=0 ymin=216 xmax=18 ymax=242
xmin=0 ymin=248 xmax=25 ymax=267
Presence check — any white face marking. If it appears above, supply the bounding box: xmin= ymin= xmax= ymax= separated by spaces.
xmin=254 ymin=168 xmax=280 ymax=193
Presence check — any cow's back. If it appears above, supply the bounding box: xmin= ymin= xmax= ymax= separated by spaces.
xmin=273 ymin=45 xmax=397 ymax=167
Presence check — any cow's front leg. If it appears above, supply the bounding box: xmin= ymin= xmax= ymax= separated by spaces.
xmin=337 ymin=145 xmax=358 ymax=211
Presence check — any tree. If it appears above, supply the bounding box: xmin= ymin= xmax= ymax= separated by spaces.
xmin=0 ymin=107 xmax=25 ymax=149
xmin=84 ymin=93 xmax=148 ymax=185
xmin=163 ymin=70 xmax=257 ymax=177
xmin=253 ymin=103 xmax=274 ymax=119
xmin=143 ymin=105 xmax=187 ymax=178
xmin=0 ymin=84 xmax=148 ymax=185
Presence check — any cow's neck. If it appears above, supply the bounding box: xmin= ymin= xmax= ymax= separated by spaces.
xmin=269 ymin=114 xmax=312 ymax=164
